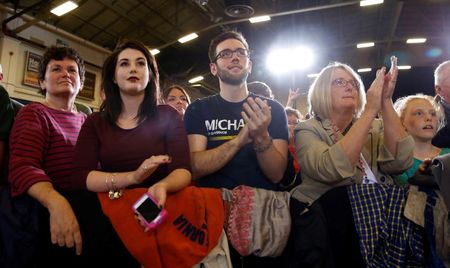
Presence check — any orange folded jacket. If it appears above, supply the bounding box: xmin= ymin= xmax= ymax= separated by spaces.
xmin=98 ymin=186 xmax=224 ymax=268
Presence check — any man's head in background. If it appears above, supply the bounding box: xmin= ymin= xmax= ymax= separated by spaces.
xmin=434 ymin=60 xmax=450 ymax=103
xmin=247 ymin=81 xmax=274 ymax=99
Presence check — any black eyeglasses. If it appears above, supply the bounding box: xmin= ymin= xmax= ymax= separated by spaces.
xmin=213 ymin=48 xmax=250 ymax=62
xmin=331 ymin=78 xmax=360 ymax=89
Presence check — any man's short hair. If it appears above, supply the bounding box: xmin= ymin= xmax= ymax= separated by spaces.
xmin=434 ymin=60 xmax=450 ymax=85
xmin=248 ymin=81 xmax=274 ymax=99
xmin=208 ymin=31 xmax=249 ymax=63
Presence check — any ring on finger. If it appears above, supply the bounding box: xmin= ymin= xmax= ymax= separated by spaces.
xmin=143 ymin=165 xmax=148 ymax=171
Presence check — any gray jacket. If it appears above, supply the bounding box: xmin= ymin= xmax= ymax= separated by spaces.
xmin=291 ymin=117 xmax=414 ymax=204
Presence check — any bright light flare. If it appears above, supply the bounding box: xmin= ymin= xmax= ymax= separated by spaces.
xmin=266 ymin=46 xmax=314 ymax=74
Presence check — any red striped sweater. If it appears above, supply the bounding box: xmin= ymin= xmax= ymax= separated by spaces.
xmin=9 ymin=102 xmax=86 ymax=196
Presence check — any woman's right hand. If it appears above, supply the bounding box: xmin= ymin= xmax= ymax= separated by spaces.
xmin=365 ymin=67 xmax=386 ymax=116
xmin=46 ymin=191 xmax=82 ymax=255
xmin=132 ymin=155 xmax=172 ymax=184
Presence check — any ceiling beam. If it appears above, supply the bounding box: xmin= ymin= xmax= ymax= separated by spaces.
xmin=71 ymin=7 xmax=106 ymax=34
xmin=6 ymin=0 xmax=51 ymax=34
xmin=95 ymin=0 xmax=170 ymax=45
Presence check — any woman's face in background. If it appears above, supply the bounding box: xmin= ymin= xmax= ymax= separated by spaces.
xmin=165 ymin=87 xmax=189 ymax=115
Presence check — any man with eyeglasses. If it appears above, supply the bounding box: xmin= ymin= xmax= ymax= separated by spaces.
xmin=432 ymin=60 xmax=450 ymax=148
xmin=184 ymin=31 xmax=288 ymax=267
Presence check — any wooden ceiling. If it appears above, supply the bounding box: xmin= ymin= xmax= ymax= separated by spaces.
xmin=2 ymin=0 xmax=450 ymax=98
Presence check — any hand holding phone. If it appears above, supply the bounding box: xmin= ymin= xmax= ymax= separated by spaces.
xmin=132 ymin=193 xmax=168 ymax=231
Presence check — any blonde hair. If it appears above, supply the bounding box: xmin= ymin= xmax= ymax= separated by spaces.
xmin=308 ymin=62 xmax=366 ymax=119
xmin=394 ymin=93 xmax=443 ymax=127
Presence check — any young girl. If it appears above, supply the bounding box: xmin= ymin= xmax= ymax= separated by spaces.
xmin=394 ymin=93 xmax=450 ymax=185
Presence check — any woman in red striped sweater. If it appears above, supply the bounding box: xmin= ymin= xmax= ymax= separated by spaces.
xmin=8 ymin=47 xmax=87 ymax=264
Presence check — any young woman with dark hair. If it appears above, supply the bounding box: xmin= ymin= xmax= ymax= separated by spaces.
xmin=73 ymin=39 xmax=191 ymax=214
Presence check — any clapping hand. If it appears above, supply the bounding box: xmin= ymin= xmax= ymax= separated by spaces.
xmin=241 ymin=97 xmax=272 ymax=141
xmin=383 ymin=56 xmax=398 ymax=100
xmin=365 ymin=67 xmax=386 ymax=116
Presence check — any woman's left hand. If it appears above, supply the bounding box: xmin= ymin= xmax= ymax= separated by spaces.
xmin=148 ymin=182 xmax=168 ymax=208
xmin=383 ymin=56 xmax=398 ymax=100
xmin=134 ymin=183 xmax=168 ymax=232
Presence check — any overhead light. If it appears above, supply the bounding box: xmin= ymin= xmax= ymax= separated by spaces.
xmin=360 ymin=0 xmax=384 ymax=7
xmin=150 ymin=49 xmax=160 ymax=56
xmin=358 ymin=68 xmax=372 ymax=73
xmin=398 ymin=65 xmax=411 ymax=70
xmin=178 ymin=33 xmax=198 ymax=44
xmin=357 ymin=42 xmax=375 ymax=48
xmin=307 ymin=73 xmax=319 ymax=78
xmin=188 ymin=76 xmax=204 ymax=84
xmin=249 ymin=15 xmax=271 ymax=24
xmin=51 ymin=1 xmax=78 ymax=16
xmin=406 ymin=38 xmax=427 ymax=44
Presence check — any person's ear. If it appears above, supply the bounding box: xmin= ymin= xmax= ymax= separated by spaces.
xmin=435 ymin=85 xmax=441 ymax=96
xmin=210 ymin=62 xmax=217 ymax=76
xmin=39 ymin=80 xmax=45 ymax=90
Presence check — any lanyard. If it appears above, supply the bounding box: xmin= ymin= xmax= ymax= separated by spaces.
xmin=330 ymin=119 xmax=377 ymax=184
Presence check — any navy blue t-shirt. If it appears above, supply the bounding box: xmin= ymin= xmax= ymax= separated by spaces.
xmin=184 ymin=93 xmax=288 ymax=190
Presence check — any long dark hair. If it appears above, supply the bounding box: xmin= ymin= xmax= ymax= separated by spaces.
xmin=100 ymin=40 xmax=160 ymax=125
